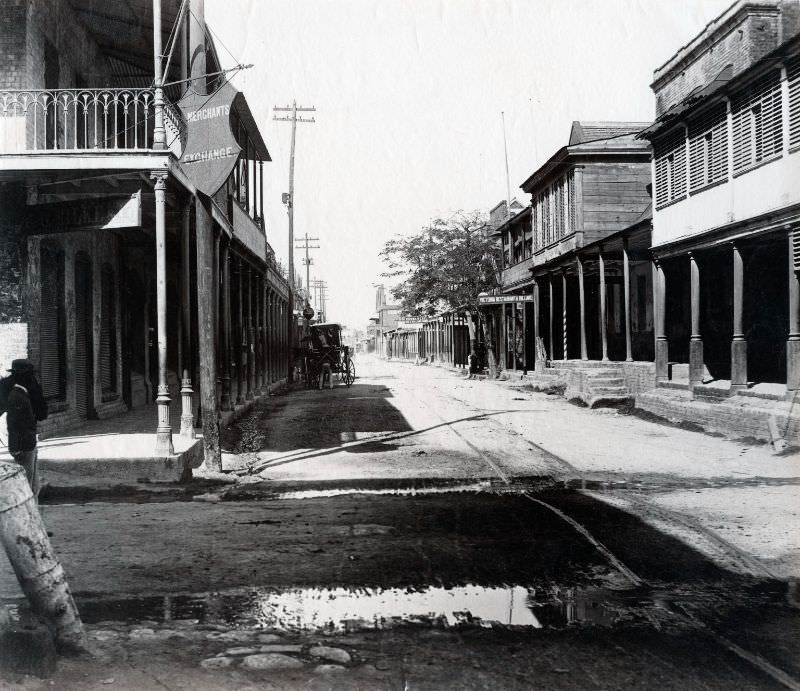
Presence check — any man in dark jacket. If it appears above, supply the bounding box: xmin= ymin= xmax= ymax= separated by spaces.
xmin=4 ymin=359 xmax=47 ymax=497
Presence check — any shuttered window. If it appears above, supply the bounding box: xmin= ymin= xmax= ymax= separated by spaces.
xmin=568 ymin=170 xmax=577 ymax=233
xmin=688 ymin=102 xmax=728 ymax=190
xmin=788 ymin=56 xmax=800 ymax=150
xmin=732 ymin=69 xmax=782 ymax=173
xmin=654 ymin=126 xmax=687 ymax=209
xmin=39 ymin=245 xmax=66 ymax=401
xmin=100 ymin=265 xmax=117 ymax=394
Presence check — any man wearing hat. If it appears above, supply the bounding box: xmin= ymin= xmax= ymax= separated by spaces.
xmin=4 ymin=359 xmax=47 ymax=497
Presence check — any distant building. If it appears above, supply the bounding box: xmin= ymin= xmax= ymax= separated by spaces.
xmin=370 ymin=285 xmax=401 ymax=357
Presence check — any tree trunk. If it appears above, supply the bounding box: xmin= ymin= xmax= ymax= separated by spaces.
xmin=479 ymin=309 xmax=498 ymax=379
xmin=0 ymin=463 xmax=88 ymax=653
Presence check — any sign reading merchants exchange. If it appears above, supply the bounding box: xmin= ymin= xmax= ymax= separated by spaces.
xmin=177 ymin=81 xmax=242 ymax=196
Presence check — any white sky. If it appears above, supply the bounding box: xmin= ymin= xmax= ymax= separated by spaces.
xmin=205 ymin=0 xmax=733 ymax=328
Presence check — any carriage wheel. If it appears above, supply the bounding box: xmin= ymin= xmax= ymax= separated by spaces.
xmin=343 ymin=358 xmax=356 ymax=387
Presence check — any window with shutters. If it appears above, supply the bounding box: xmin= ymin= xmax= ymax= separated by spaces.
xmin=788 ymin=56 xmax=800 ymax=150
xmin=654 ymin=126 xmax=687 ymax=209
xmin=100 ymin=265 xmax=117 ymax=395
xmin=688 ymin=102 xmax=728 ymax=190
xmin=524 ymin=214 xmax=533 ymax=258
xmin=502 ymin=229 xmax=511 ymax=267
xmin=732 ymin=69 xmax=782 ymax=173
xmin=39 ymin=245 xmax=66 ymax=402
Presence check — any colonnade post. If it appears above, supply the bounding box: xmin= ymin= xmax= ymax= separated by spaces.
xmin=548 ymin=274 xmax=554 ymax=363
xmin=195 ymin=195 xmax=221 ymax=469
xmin=532 ymin=278 xmax=541 ymax=369
xmin=623 ymin=239 xmax=633 ymax=362
xmin=731 ymin=244 xmax=748 ymax=390
xmin=236 ymin=257 xmax=245 ymax=405
xmin=689 ymin=251 xmax=704 ymax=387
xmin=180 ymin=203 xmax=194 ymax=437
xmin=788 ymin=230 xmax=800 ymax=392
xmin=599 ymin=246 xmax=608 ymax=362
xmin=152 ymin=172 xmax=173 ymax=455
xmin=246 ymin=265 xmax=255 ymax=400
xmin=577 ymin=256 xmax=587 ymax=360
xmin=220 ymin=241 xmax=232 ymax=411
xmin=653 ymin=259 xmax=669 ymax=382
xmin=561 ymin=270 xmax=568 ymax=360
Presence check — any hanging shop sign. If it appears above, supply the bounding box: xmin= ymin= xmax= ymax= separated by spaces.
xmin=178 ymin=81 xmax=242 ymax=196
xmin=478 ymin=294 xmax=534 ymax=305
xmin=28 ymin=192 xmax=141 ymax=231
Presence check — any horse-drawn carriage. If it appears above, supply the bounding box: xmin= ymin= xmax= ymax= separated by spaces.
xmin=301 ymin=322 xmax=356 ymax=389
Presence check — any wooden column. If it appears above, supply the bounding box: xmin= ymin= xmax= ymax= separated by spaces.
xmin=731 ymin=244 xmax=747 ymax=390
xmin=561 ymin=270 xmax=568 ymax=361
xmin=533 ymin=278 xmax=541 ymax=369
xmin=689 ymin=251 xmax=704 ymax=387
xmin=522 ymin=296 xmax=528 ymax=374
xmin=152 ymin=172 xmax=173 ymax=455
xmin=654 ymin=259 xmax=668 ymax=382
xmin=577 ymin=256 xmax=587 ymax=360
xmin=236 ymin=257 xmax=245 ymax=405
xmin=788 ymin=231 xmax=800 ymax=391
xmin=260 ymin=274 xmax=267 ymax=392
xmin=599 ymin=247 xmax=608 ymax=362
xmin=195 ymin=197 xmax=221 ymax=469
xmin=246 ymin=264 xmax=255 ymax=400
xmin=179 ymin=201 xmax=194 ymax=437
xmin=220 ymin=241 xmax=232 ymax=411
xmin=623 ymin=240 xmax=633 ymax=362
xmin=548 ymin=274 xmax=554 ymax=363
xmin=511 ymin=303 xmax=517 ymax=371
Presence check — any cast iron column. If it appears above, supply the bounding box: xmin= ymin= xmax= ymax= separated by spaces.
xmin=153 ymin=172 xmax=173 ymax=455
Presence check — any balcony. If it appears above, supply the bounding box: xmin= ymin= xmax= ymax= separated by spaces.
xmin=0 ymin=87 xmax=184 ymax=157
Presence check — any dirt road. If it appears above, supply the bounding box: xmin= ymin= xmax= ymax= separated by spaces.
xmin=1 ymin=355 xmax=798 ymax=689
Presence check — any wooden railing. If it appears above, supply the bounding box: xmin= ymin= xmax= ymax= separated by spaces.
xmin=0 ymin=87 xmax=184 ymax=155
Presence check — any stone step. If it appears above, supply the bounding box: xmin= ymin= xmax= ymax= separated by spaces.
xmin=587 ymin=394 xmax=631 ymax=409
xmin=587 ymin=377 xmax=625 ymax=387
xmin=589 ymin=386 xmax=629 ymax=396
xmin=657 ymin=380 xmax=690 ymax=391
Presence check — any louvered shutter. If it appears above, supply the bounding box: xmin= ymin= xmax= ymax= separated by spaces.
xmin=689 ymin=102 xmax=728 ymax=189
xmin=654 ymin=127 xmax=687 ymax=208
xmin=568 ymin=170 xmax=576 ymax=235
xmin=793 ymin=228 xmax=800 ymax=272
xmin=732 ymin=70 xmax=782 ymax=173
xmin=788 ymin=56 xmax=800 ymax=150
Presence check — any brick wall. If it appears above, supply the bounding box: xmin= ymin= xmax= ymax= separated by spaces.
xmin=0 ymin=0 xmax=27 ymax=90
xmin=622 ymin=361 xmax=657 ymax=398
xmin=25 ymin=0 xmax=111 ymax=89
xmin=653 ymin=4 xmax=784 ymax=117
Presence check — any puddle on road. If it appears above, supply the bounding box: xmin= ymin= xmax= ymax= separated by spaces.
xmin=275 ymin=481 xmax=494 ymax=500
xmin=72 ymin=584 xmax=626 ymax=632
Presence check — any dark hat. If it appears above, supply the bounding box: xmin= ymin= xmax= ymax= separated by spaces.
xmin=8 ymin=359 xmax=35 ymax=374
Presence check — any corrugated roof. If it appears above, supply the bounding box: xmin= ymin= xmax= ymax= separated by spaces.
xmin=569 ymin=121 xmax=651 ymax=145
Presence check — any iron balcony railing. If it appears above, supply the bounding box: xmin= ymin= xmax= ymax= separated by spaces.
xmin=0 ymin=87 xmax=185 ymax=155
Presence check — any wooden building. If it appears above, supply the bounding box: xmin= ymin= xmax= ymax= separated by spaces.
xmin=0 ymin=0 xmax=291 ymax=468
xmin=495 ymin=122 xmax=655 ymax=402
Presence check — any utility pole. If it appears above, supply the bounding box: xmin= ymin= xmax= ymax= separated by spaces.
xmin=295 ymin=233 xmax=320 ymax=308
xmin=501 ymin=111 xmax=512 ymax=219
xmin=273 ymin=100 xmax=315 ymax=380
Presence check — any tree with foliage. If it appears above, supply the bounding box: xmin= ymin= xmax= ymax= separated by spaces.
xmin=380 ymin=210 xmax=502 ymax=375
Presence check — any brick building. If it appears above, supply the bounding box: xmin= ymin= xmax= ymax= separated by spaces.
xmin=0 ymin=0 xmax=291 ymax=468
xmin=637 ymin=0 xmax=800 ymax=442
